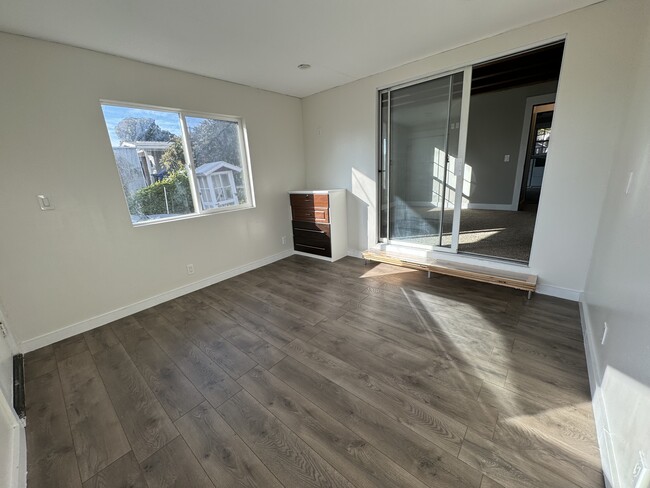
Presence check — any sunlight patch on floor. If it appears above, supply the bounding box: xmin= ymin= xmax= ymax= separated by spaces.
xmin=500 ymin=400 xmax=600 ymax=465
xmin=359 ymin=265 xmax=419 ymax=279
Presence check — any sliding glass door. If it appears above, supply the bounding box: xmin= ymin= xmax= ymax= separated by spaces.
xmin=379 ymin=68 xmax=470 ymax=251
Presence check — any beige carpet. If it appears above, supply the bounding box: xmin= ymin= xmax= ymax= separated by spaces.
xmin=453 ymin=208 xmax=536 ymax=262
xmin=390 ymin=207 xmax=537 ymax=262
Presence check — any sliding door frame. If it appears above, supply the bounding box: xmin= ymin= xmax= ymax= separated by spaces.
xmin=450 ymin=66 xmax=473 ymax=252
xmin=376 ymin=35 xmax=569 ymax=258
xmin=377 ymin=65 xmax=472 ymax=254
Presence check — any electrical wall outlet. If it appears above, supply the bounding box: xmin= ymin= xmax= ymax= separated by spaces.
xmin=504 ymin=154 xmax=511 ymax=162
xmin=282 ymin=236 xmax=287 ymax=245
xmin=633 ymin=451 xmax=649 ymax=488
xmin=186 ymin=264 xmax=195 ymax=275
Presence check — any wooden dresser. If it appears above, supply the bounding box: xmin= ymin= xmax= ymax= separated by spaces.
xmin=289 ymin=190 xmax=347 ymax=262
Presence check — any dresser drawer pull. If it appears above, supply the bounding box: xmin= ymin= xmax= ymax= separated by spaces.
xmin=297 ymin=244 xmax=326 ymax=251
xmin=296 ymin=228 xmax=325 ymax=234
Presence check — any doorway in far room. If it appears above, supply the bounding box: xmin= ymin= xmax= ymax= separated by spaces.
xmin=457 ymin=41 xmax=564 ymax=263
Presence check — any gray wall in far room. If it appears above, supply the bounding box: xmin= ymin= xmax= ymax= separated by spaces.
xmin=465 ymin=81 xmax=558 ymax=206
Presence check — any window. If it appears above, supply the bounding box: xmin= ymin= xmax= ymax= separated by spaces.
xmin=100 ymin=102 xmax=254 ymax=225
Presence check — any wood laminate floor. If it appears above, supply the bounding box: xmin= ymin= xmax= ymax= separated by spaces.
xmin=24 ymin=255 xmax=603 ymax=488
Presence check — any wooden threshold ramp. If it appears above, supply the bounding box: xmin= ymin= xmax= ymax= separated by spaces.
xmin=362 ymin=249 xmax=537 ymax=294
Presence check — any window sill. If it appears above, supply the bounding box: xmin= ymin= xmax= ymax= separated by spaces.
xmin=131 ymin=203 xmax=256 ymax=228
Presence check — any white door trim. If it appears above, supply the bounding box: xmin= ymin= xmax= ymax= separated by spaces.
xmin=511 ymin=93 xmax=556 ymax=210
xmin=0 ymin=305 xmax=26 ymax=488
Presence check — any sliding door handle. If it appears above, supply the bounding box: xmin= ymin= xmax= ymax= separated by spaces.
xmin=454 ymin=158 xmax=464 ymax=176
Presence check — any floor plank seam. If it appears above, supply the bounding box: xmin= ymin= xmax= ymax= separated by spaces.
xmin=24 ymin=256 xmax=603 ymax=488
xmin=54 ymin=364 xmax=85 ymax=485
xmin=217 ymin=388 xmax=357 ymax=488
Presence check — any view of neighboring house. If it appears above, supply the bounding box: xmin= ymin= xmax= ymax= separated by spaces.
xmin=195 ymin=161 xmax=241 ymax=209
xmin=112 ymin=139 xmax=197 ymax=223
xmin=112 ymin=140 xmax=241 ymax=214
xmin=111 ymin=146 xmax=147 ymax=198
xmin=112 ymin=140 xmax=173 ymax=202
xmin=120 ymin=141 xmax=172 ymax=183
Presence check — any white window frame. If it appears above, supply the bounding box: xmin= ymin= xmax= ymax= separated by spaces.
xmin=101 ymin=100 xmax=256 ymax=226
xmin=197 ymin=174 xmax=214 ymax=209
xmin=210 ymin=171 xmax=238 ymax=206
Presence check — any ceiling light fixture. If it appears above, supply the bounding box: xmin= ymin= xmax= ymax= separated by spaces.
xmin=297 ymin=64 xmax=311 ymax=70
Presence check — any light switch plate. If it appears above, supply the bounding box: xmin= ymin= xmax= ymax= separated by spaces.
xmin=37 ymin=195 xmax=55 ymax=211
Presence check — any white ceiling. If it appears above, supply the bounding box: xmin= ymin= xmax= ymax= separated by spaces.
xmin=0 ymin=0 xmax=602 ymax=98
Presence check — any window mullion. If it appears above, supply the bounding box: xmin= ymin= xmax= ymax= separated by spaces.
xmin=179 ymin=113 xmax=202 ymax=215
xmin=238 ymin=121 xmax=255 ymax=207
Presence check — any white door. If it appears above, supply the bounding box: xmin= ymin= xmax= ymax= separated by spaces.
xmin=379 ymin=67 xmax=472 ymax=252
xmin=0 ymin=306 xmax=14 ymax=414
xmin=0 ymin=305 xmax=25 ymax=488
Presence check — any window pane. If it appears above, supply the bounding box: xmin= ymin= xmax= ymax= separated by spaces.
xmin=197 ymin=175 xmax=214 ymax=209
xmin=185 ymin=116 xmax=248 ymax=209
xmin=101 ymin=105 xmax=195 ymax=223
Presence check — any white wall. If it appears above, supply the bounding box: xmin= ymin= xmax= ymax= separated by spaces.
xmin=302 ymin=0 xmax=646 ymax=296
xmin=582 ymin=3 xmax=650 ymax=486
xmin=0 ymin=32 xmax=305 ymax=348
xmin=465 ymin=81 xmax=557 ymax=206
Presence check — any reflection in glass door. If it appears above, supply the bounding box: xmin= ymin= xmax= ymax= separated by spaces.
xmin=379 ymin=69 xmax=469 ymax=250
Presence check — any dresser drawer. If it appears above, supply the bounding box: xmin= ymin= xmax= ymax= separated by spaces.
xmin=291 ymin=206 xmax=329 ymax=223
xmin=293 ymin=224 xmax=331 ymax=257
xmin=292 ymin=221 xmax=331 ymax=237
xmin=290 ymin=193 xmax=329 ymax=208
xmin=293 ymin=226 xmax=331 ymax=247
xmin=294 ymin=243 xmax=332 ymax=257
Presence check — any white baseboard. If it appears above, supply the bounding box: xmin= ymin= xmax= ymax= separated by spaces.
xmin=578 ymin=299 xmax=601 ymax=388
xmin=467 ymin=202 xmax=516 ymax=211
xmin=20 ymin=249 xmax=294 ymax=353
xmin=535 ymin=283 xmax=581 ymax=301
xmin=579 ymin=298 xmax=617 ymax=488
xmin=292 ymin=251 xmax=333 ymax=262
